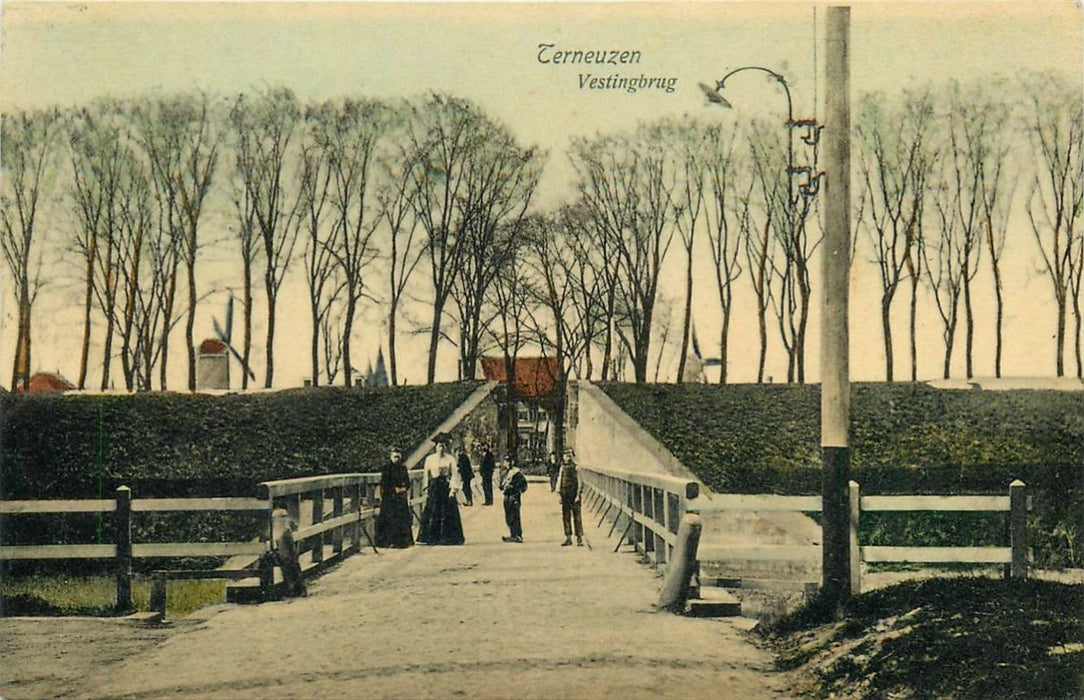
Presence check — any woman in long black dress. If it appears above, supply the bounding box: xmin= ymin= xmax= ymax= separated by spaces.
xmin=375 ymin=445 xmax=414 ymax=548
xmin=417 ymin=436 xmax=465 ymax=545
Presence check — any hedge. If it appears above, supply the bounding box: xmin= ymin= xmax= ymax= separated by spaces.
xmin=600 ymin=382 xmax=1084 ymax=567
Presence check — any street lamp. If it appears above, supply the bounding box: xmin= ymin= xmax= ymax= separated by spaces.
xmin=698 ymin=66 xmax=824 ymax=197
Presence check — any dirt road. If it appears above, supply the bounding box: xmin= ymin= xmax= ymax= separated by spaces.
xmin=1 ymin=486 xmax=789 ymax=699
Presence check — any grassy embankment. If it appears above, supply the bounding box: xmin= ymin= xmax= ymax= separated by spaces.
xmin=602 ymin=382 xmax=1083 ymax=698
xmin=0 ymin=382 xmax=482 ymax=616
xmin=601 ymin=382 xmax=1083 ymax=568
xmin=762 ymin=577 xmax=1082 ymax=699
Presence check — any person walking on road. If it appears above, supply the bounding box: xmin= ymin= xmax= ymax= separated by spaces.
xmin=545 ymin=451 xmax=560 ymax=493
xmin=479 ymin=442 xmax=496 ymax=506
xmin=558 ymin=448 xmax=584 ymax=547
xmin=374 ymin=445 xmax=414 ymax=548
xmin=455 ymin=445 xmax=475 ymax=506
xmin=499 ymin=455 xmax=528 ymax=543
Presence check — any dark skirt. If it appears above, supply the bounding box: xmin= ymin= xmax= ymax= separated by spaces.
xmin=375 ymin=491 xmax=414 ymax=548
xmin=417 ymin=475 xmax=465 ymax=545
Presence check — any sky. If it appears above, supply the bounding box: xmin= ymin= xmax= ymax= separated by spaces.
xmin=1 ymin=1 xmax=1082 ymax=389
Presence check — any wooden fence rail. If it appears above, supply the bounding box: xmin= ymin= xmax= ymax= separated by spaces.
xmin=690 ymin=479 xmax=1029 ymax=594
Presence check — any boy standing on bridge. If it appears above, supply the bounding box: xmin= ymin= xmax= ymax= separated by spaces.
xmin=558 ymin=448 xmax=584 ymax=547
xmin=499 ymin=455 xmax=528 ymax=543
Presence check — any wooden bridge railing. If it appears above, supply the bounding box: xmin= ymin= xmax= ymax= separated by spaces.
xmin=1 ymin=468 xmax=429 ymax=617
xmin=0 ymin=486 xmax=270 ymax=613
xmin=578 ymin=466 xmax=699 ymax=570
xmin=692 ymin=479 xmax=1030 ymax=594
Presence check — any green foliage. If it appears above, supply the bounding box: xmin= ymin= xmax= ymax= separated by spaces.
xmin=764 ymin=578 xmax=1084 ymax=699
xmin=1 ymin=575 xmax=225 ymax=618
xmin=601 ymin=382 xmax=1084 ymax=567
xmin=1 ymin=383 xmax=480 ymax=499
xmin=0 ymin=383 xmax=480 ymax=562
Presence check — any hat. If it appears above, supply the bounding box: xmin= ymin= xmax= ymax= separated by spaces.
xmin=388 ymin=444 xmax=403 ymax=454
xmin=431 ymin=432 xmax=450 ymax=445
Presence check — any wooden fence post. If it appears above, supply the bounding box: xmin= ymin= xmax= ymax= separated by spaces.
xmin=150 ymin=575 xmax=167 ymax=618
xmin=1010 ymin=479 xmax=1028 ymax=580
xmin=114 ymin=486 xmax=133 ymax=613
xmin=657 ymin=513 xmax=702 ymax=613
xmin=848 ymin=481 xmax=861 ymax=595
xmin=351 ymin=481 xmax=363 ymax=552
xmin=311 ymin=488 xmax=324 ymax=564
xmin=332 ymin=485 xmax=344 ymax=555
xmin=258 ymin=484 xmax=275 ymax=600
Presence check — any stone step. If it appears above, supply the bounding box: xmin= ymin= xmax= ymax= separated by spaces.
xmin=686 ymin=587 xmax=741 ymax=618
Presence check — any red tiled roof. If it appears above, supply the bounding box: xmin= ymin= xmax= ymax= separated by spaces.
xmin=480 ymin=356 xmax=558 ymax=397
xmin=25 ymin=372 xmax=75 ymax=393
xmin=199 ymin=338 xmax=228 ymax=355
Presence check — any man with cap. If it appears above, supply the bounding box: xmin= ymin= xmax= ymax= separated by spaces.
xmin=375 ymin=444 xmax=414 ymax=548
xmin=478 ymin=441 xmax=497 ymax=506
xmin=558 ymin=447 xmax=584 ymax=546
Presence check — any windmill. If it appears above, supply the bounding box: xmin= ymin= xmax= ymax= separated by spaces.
xmin=685 ymin=323 xmax=721 ymax=384
xmin=211 ymin=294 xmax=256 ymax=387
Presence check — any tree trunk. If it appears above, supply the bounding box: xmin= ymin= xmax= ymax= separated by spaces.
xmin=756 ymin=305 xmax=768 ymax=384
xmin=185 ymin=248 xmax=197 ymax=392
xmin=963 ymin=266 xmax=975 ymax=380
xmin=264 ymin=272 xmax=277 ymax=389
xmin=342 ymin=294 xmax=357 ymax=388
xmin=159 ymin=260 xmax=178 ymax=391
xmin=676 ymin=250 xmax=693 ymax=383
xmin=388 ymin=303 xmax=399 ymax=386
xmin=992 ymin=259 xmax=1004 ymax=378
xmin=719 ymin=303 xmax=731 ymax=385
xmin=243 ymin=257 xmax=253 ymax=390
xmin=909 ymin=272 xmax=919 ymax=382
xmin=426 ymin=298 xmax=445 ymax=385
xmin=79 ymin=238 xmax=97 ymax=390
xmin=881 ymin=294 xmax=895 ymax=382
xmin=310 ymin=299 xmax=321 ymax=387
xmin=1055 ymin=293 xmax=1066 ymax=377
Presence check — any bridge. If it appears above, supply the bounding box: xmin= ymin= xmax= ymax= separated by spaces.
xmin=0 ymin=485 xmax=787 ymax=699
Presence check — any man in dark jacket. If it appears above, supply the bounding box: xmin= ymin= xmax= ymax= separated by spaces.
xmin=558 ymin=448 xmax=584 ymax=546
xmin=479 ymin=442 xmax=497 ymax=506
xmin=545 ymin=451 xmax=560 ymax=492
xmin=499 ymin=456 xmax=528 ymax=543
xmin=455 ymin=445 xmax=474 ymax=506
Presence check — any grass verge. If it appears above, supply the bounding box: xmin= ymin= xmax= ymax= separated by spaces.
xmin=760 ymin=577 xmax=1084 ymax=699
xmin=1 ymin=575 xmax=225 ymax=619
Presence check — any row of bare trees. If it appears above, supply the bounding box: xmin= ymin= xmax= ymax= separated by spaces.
xmin=2 ymin=72 xmax=1081 ymax=392
xmin=855 ymin=72 xmax=1083 ymax=381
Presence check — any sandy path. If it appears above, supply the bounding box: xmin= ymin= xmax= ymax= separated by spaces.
xmin=2 ymin=487 xmax=788 ymax=699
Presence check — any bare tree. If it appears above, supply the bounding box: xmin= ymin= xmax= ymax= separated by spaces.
xmin=376 ymin=106 xmax=426 ymax=386
xmin=406 ymin=95 xmax=483 ymax=384
xmin=702 ymin=120 xmax=744 ymax=384
xmin=942 ymin=80 xmax=1011 ymax=379
xmin=740 ymin=123 xmax=780 ymax=383
xmin=855 ymin=89 xmax=937 ymax=381
xmin=570 ymin=123 xmax=677 ymax=383
xmin=926 ymin=172 xmax=972 ymax=379
xmin=1021 ymin=71 xmax=1084 ymax=378
xmin=748 ymin=120 xmax=818 ymax=383
xmin=669 ymin=118 xmax=708 ymax=383
xmin=1 ymin=108 xmax=60 ymax=391
xmin=68 ymin=103 xmax=130 ymax=390
xmin=308 ymin=97 xmax=391 ymax=387
xmin=230 ymin=87 xmax=301 ymax=388
xmin=449 ymin=125 xmax=541 ymax=381
xmin=295 ymin=132 xmax=337 ymax=387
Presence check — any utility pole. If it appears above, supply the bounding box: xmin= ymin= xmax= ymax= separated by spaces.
xmin=821 ymin=5 xmax=852 ymax=605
